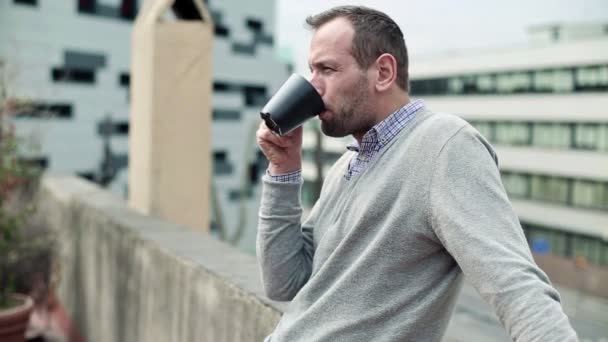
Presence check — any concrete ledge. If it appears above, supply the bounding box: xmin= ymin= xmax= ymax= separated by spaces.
xmin=35 ymin=173 xmax=285 ymax=342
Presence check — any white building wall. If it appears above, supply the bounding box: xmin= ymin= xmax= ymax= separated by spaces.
xmin=0 ymin=0 xmax=290 ymax=254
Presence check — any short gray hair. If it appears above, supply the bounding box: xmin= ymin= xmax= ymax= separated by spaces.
xmin=306 ymin=6 xmax=409 ymax=91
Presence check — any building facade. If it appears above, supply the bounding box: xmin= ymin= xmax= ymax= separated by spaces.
xmin=0 ymin=0 xmax=290 ymax=253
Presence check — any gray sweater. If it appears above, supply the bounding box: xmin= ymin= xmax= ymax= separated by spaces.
xmin=257 ymin=109 xmax=577 ymax=341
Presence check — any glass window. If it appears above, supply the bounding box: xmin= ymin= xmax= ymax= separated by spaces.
xmin=412 ymin=64 xmax=608 ymax=96
xmin=533 ymin=70 xmax=555 ymax=92
xmin=598 ymin=124 xmax=608 ymax=152
xmin=448 ymin=77 xmax=464 ymax=94
xmin=528 ymin=227 xmax=570 ymax=258
xmin=213 ymin=151 xmax=233 ymax=175
xmin=532 ymin=123 xmax=571 ymax=148
xmin=572 ymin=235 xmax=602 ymax=265
xmin=553 ymin=69 xmax=574 ymax=92
xmin=496 ymin=72 xmax=532 ymax=93
xmin=495 ymin=122 xmax=530 ymax=146
xmin=598 ymin=66 xmax=608 ymax=86
xmin=14 ymin=0 xmax=37 ymax=6
xmin=572 ymin=180 xmax=606 ymax=210
xmin=577 ymin=66 xmax=595 ymax=87
xmin=476 ymin=75 xmax=495 ymax=93
xmin=472 ymin=122 xmax=494 ymax=142
xmin=549 ymin=231 xmax=568 ymax=258
xmin=601 ymin=241 xmax=608 ymax=267
xmin=574 ymin=123 xmax=598 ymax=150
xmin=527 ymin=226 xmax=553 ymax=254
xmin=243 ymin=85 xmax=267 ymax=106
xmin=530 ymin=175 xmax=569 ymax=204
xmin=603 ymin=183 xmax=608 ymax=211
xmin=213 ymin=110 xmax=240 ymax=121
xmin=501 ymin=172 xmax=529 ymax=198
xmin=575 ymin=65 xmax=608 ymax=90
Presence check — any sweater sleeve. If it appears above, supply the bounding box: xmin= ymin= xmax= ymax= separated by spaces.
xmin=429 ymin=125 xmax=578 ymax=341
xmin=256 ymin=174 xmax=315 ymax=301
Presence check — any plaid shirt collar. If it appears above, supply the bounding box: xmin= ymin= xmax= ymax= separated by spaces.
xmin=346 ymin=99 xmax=425 ymax=153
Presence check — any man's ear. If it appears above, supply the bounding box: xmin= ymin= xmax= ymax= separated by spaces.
xmin=374 ymin=53 xmax=398 ymax=92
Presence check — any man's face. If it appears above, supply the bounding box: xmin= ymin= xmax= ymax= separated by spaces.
xmin=308 ymin=18 xmax=376 ymax=138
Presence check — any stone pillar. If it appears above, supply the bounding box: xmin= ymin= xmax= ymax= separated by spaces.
xmin=129 ymin=0 xmax=213 ymax=232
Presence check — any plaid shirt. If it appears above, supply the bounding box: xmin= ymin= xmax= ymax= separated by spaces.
xmin=344 ymin=99 xmax=423 ymax=180
xmin=268 ymin=100 xmax=425 ymax=183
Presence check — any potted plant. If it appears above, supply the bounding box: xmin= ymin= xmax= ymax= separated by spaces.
xmin=0 ymin=97 xmax=47 ymax=342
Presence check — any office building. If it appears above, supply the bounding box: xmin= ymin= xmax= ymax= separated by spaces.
xmin=0 ymin=0 xmax=290 ymax=253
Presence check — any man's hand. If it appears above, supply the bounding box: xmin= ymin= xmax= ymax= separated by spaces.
xmin=256 ymin=121 xmax=303 ymax=175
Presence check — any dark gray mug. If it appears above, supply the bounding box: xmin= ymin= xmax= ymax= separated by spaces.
xmin=260 ymin=74 xmax=325 ymax=136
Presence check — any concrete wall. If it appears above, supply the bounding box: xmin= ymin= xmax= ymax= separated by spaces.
xmin=34 ymin=173 xmax=286 ymax=342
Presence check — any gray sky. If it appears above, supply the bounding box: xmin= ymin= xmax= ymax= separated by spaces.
xmin=276 ymin=0 xmax=608 ymax=74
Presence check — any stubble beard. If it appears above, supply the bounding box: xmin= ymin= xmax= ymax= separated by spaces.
xmin=321 ymin=74 xmax=374 ymax=138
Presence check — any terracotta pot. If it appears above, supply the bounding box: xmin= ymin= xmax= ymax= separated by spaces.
xmin=0 ymin=294 xmax=34 ymax=342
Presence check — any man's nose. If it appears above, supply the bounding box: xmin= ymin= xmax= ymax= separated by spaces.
xmin=309 ymin=75 xmax=324 ymax=97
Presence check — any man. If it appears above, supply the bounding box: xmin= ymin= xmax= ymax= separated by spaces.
xmin=256 ymin=6 xmax=577 ymax=342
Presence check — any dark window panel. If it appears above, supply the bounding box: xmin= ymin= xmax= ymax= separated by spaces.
xmin=213 ymin=151 xmax=233 ymax=175
xmin=232 ymin=43 xmax=255 ymax=55
xmin=78 ymin=0 xmax=138 ymax=21
xmin=213 ymin=82 xmax=229 ymax=91
xmin=46 ymin=103 xmax=73 ymax=117
xmin=228 ymin=188 xmax=253 ymax=201
xmin=243 ymin=85 xmax=267 ymax=106
xmin=411 ymin=64 xmax=608 ymax=96
xmin=96 ymin=3 xmax=119 ymax=17
xmin=115 ymin=122 xmax=129 ymax=135
xmin=18 ymin=156 xmax=48 ymax=169
xmin=249 ymin=154 xmax=268 ymax=185
xmin=112 ymin=154 xmax=128 ymax=170
xmin=214 ymin=25 xmax=230 ymax=37
xmin=172 ymin=0 xmax=202 ymax=20
xmin=211 ymin=9 xmax=229 ymax=37
xmin=78 ymin=0 xmax=96 ymax=14
xmin=14 ymin=0 xmax=37 ymax=6
xmin=15 ymin=102 xmax=73 ymax=119
xmin=210 ymin=10 xmax=222 ymax=22
xmin=213 ymin=110 xmax=240 ymax=120
xmin=120 ymin=0 xmax=137 ymax=20
xmin=116 ymin=122 xmax=129 ymax=135
xmin=97 ymin=121 xmax=129 ymax=136
xmin=214 ymin=151 xmax=227 ymax=162
xmin=119 ymin=72 xmax=130 ymax=87
xmin=213 ymin=81 xmax=240 ymax=92
xmin=52 ymin=67 xmax=95 ymax=84
xmin=65 ymin=50 xmax=106 ymax=69
xmin=214 ymin=162 xmax=233 ymax=175
xmin=256 ymin=34 xmax=274 ymax=46
xmin=249 ymin=164 xmax=258 ymax=184
xmin=246 ymin=18 xmax=263 ymax=32
xmin=77 ymin=171 xmax=96 ymax=182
